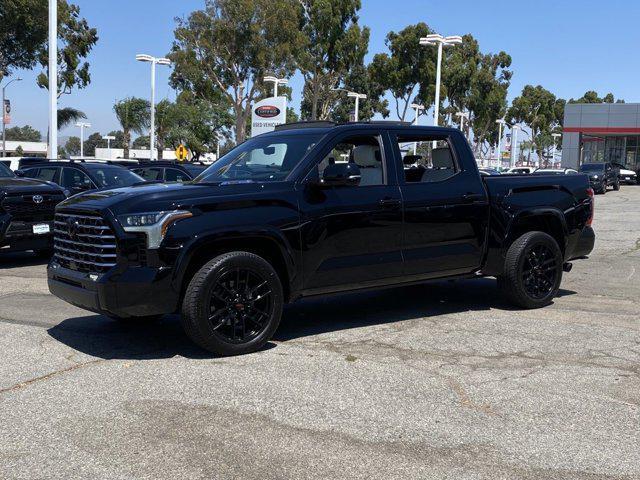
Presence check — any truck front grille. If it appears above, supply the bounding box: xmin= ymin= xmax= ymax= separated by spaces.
xmin=53 ymin=212 xmax=117 ymax=274
xmin=1 ymin=193 xmax=64 ymax=221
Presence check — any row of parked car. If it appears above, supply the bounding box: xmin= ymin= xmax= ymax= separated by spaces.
xmin=0 ymin=158 xmax=210 ymax=255
xmin=478 ymin=162 xmax=638 ymax=194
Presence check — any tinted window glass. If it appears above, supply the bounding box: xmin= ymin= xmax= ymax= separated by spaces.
xmin=395 ymin=135 xmax=458 ymax=183
xmin=34 ymin=167 xmax=59 ymax=182
xmin=196 ymin=134 xmax=321 ymax=183
xmin=0 ymin=162 xmax=13 ymax=177
xmin=317 ymin=135 xmax=385 ymax=186
xmin=88 ymin=166 xmax=143 ymax=188
xmin=580 ymin=163 xmax=605 ymax=172
xmin=165 ymin=168 xmax=190 ymax=182
xmin=134 ymin=167 xmax=163 ymax=181
xmin=61 ymin=168 xmax=93 ymax=190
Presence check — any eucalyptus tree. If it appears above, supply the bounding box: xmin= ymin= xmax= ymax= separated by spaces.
xmin=169 ymin=0 xmax=302 ymax=143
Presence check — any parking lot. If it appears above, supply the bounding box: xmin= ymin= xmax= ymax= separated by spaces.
xmin=0 ymin=187 xmax=638 ymax=480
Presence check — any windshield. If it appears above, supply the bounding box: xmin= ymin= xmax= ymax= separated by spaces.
xmin=195 ymin=134 xmax=321 ymax=183
xmin=87 ymin=166 xmax=144 ymax=188
xmin=580 ymin=163 xmax=604 ymax=172
xmin=0 ymin=162 xmax=14 ymax=178
xmin=183 ymin=164 xmax=208 ymax=176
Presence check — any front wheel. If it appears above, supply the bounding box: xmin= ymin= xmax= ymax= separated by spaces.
xmin=498 ymin=231 xmax=563 ymax=309
xmin=613 ymin=180 xmax=620 ymax=191
xmin=181 ymin=251 xmax=284 ymax=356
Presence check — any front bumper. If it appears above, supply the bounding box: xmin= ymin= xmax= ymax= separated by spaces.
xmin=619 ymin=174 xmax=637 ymax=184
xmin=47 ymin=261 xmax=180 ymax=318
xmin=0 ymin=218 xmax=54 ymax=252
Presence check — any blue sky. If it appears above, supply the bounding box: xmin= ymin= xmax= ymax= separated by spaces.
xmin=5 ymin=0 xmax=640 ymax=140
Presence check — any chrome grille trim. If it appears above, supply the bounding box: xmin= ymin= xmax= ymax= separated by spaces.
xmin=53 ymin=212 xmax=117 ymax=274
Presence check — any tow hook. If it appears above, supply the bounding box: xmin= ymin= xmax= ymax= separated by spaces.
xmin=563 ymin=262 xmax=573 ymax=272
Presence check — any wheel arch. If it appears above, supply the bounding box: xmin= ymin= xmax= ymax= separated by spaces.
xmin=505 ymin=208 xmax=568 ymax=256
xmin=173 ymin=229 xmax=296 ymax=306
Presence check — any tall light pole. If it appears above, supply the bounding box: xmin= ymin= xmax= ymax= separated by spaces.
xmin=263 ymin=76 xmax=288 ymax=97
xmin=102 ymin=135 xmax=115 ymax=159
xmin=411 ymin=103 xmax=424 ymax=154
xmin=551 ymin=133 xmax=561 ymax=166
xmin=2 ymin=77 xmax=22 ymax=157
xmin=136 ymin=54 xmax=171 ymax=161
xmin=511 ymin=125 xmax=521 ymax=168
xmin=456 ymin=111 xmax=469 ymax=140
xmin=48 ymin=0 xmax=57 ymax=159
xmin=495 ymin=118 xmax=506 ymax=168
xmin=347 ymin=91 xmax=367 ymax=122
xmin=419 ymin=34 xmax=462 ymax=127
xmin=76 ymin=122 xmax=91 ymax=157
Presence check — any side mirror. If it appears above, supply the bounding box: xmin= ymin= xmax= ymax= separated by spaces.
xmin=14 ymin=169 xmax=25 ymax=177
xmin=320 ymin=163 xmax=361 ymax=187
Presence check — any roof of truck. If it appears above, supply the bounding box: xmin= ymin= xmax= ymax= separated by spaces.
xmin=264 ymin=121 xmax=460 ymax=137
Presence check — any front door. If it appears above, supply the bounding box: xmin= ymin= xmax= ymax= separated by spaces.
xmin=298 ymin=131 xmax=404 ymax=293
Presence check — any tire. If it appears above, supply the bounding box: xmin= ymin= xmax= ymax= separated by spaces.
xmin=497 ymin=231 xmax=563 ymax=309
xmin=600 ymin=183 xmax=606 ymax=194
xmin=181 ymin=251 xmax=284 ymax=356
xmin=613 ymin=180 xmax=620 ymax=191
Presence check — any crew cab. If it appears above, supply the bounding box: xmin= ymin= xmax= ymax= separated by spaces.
xmin=0 ymin=162 xmax=66 ymax=254
xmin=611 ymin=162 xmax=638 ymax=185
xmin=579 ymin=162 xmax=620 ymax=194
xmin=48 ymin=122 xmax=595 ymax=356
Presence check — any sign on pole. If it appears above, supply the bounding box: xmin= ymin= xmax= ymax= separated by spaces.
xmin=3 ymin=99 xmax=11 ymax=125
xmin=175 ymin=144 xmax=188 ymax=161
xmin=251 ymin=96 xmax=287 ymax=137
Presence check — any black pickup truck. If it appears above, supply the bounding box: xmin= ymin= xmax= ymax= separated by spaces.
xmin=48 ymin=122 xmax=595 ymax=355
xmin=1 ymin=162 xmax=66 ymax=254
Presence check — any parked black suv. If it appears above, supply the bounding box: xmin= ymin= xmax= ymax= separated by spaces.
xmin=579 ymin=162 xmax=619 ymax=194
xmin=130 ymin=161 xmax=209 ymax=183
xmin=20 ymin=161 xmax=144 ymax=196
xmin=0 ymin=162 xmax=66 ymax=254
xmin=48 ymin=123 xmax=595 ymax=356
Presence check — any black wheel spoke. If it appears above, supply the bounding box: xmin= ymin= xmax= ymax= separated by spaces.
xmin=207 ymin=266 xmax=274 ymax=344
xmin=522 ymin=242 xmax=558 ymax=300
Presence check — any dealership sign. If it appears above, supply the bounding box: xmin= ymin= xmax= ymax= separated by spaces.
xmin=251 ymin=96 xmax=287 ymax=137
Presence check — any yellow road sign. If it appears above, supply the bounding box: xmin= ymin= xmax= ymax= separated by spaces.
xmin=175 ymin=144 xmax=188 ymax=161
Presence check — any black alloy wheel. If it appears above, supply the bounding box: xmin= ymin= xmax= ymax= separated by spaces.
xmin=521 ymin=244 xmax=558 ymax=300
xmin=206 ymin=267 xmax=274 ymax=344
xmin=498 ymin=231 xmax=563 ymax=309
xmin=181 ymin=251 xmax=284 ymax=356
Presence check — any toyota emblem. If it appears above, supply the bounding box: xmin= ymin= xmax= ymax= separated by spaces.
xmin=32 ymin=194 xmax=44 ymax=204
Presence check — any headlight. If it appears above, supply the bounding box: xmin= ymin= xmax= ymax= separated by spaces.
xmin=592 ymin=175 xmax=599 ymax=179
xmin=118 ymin=210 xmax=192 ymax=248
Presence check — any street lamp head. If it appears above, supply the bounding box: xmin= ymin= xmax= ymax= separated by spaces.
xmin=156 ymin=58 xmax=171 ymax=66
xmin=496 ymin=118 xmax=506 ymax=125
xmin=410 ymin=103 xmax=425 ymax=111
xmin=277 ymin=79 xmax=288 ymax=86
xmin=263 ymin=75 xmax=278 ymax=83
xmin=135 ymin=54 xmax=154 ymax=63
xmin=76 ymin=122 xmax=91 ymax=128
xmin=102 ymin=135 xmax=115 ymax=141
xmin=444 ymin=35 xmax=463 ymax=45
xmin=347 ymin=91 xmax=367 ymax=100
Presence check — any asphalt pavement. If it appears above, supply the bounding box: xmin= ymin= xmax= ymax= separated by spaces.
xmin=0 ymin=185 xmax=639 ymax=480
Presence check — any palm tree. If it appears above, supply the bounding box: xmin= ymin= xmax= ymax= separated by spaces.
xmin=57 ymin=107 xmax=87 ymax=131
xmin=113 ymin=97 xmax=150 ymax=158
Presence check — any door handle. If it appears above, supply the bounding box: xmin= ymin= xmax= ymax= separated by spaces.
xmin=379 ymin=198 xmax=401 ymax=208
xmin=462 ymin=193 xmax=485 ymax=203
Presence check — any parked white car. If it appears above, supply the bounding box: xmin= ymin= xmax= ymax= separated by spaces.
xmin=505 ymin=166 xmax=536 ymax=175
xmin=612 ymin=162 xmax=638 ymax=184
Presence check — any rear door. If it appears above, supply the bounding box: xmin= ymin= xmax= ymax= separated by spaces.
xmin=298 ymin=129 xmax=404 ymax=292
xmin=391 ymin=130 xmax=489 ymax=278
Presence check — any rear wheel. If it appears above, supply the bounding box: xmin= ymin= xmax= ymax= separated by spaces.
xmin=498 ymin=231 xmax=563 ymax=309
xmin=181 ymin=251 xmax=284 ymax=356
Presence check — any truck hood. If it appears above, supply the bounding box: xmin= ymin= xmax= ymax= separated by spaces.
xmin=57 ymin=180 xmax=288 ymax=215
xmin=0 ymin=177 xmax=64 ymax=194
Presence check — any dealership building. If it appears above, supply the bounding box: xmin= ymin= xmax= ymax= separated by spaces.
xmin=562 ymin=103 xmax=640 ymax=171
